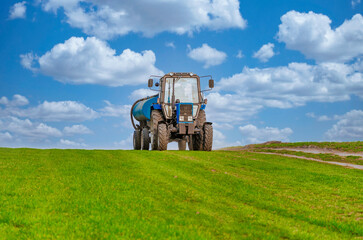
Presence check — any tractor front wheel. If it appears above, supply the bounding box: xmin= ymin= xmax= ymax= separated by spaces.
xmin=203 ymin=124 xmax=213 ymax=151
xmin=178 ymin=140 xmax=186 ymax=151
xmin=157 ymin=123 xmax=168 ymax=151
xmin=133 ymin=130 xmax=141 ymax=150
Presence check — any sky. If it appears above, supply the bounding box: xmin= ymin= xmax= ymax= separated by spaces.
xmin=0 ymin=0 xmax=363 ymax=149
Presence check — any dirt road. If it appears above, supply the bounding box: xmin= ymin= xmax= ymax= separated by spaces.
xmin=257 ymin=152 xmax=363 ymax=170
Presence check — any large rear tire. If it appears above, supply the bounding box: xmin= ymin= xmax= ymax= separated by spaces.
xmin=151 ymin=110 xmax=163 ymax=150
xmin=157 ymin=123 xmax=168 ymax=151
xmin=133 ymin=130 xmax=141 ymax=150
xmin=203 ymin=124 xmax=213 ymax=151
xmin=178 ymin=140 xmax=186 ymax=151
xmin=192 ymin=109 xmax=206 ymax=151
xmin=141 ymin=128 xmax=150 ymax=150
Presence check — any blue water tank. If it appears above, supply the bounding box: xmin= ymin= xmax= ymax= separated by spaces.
xmin=132 ymin=96 xmax=158 ymax=121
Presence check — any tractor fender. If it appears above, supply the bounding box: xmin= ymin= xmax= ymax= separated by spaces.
xmin=203 ymin=122 xmax=213 ymax=126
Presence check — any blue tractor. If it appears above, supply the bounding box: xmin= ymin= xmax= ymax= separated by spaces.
xmin=130 ymin=72 xmax=214 ymax=151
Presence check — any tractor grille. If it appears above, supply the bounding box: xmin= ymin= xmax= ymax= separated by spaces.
xmin=179 ymin=104 xmax=193 ymax=122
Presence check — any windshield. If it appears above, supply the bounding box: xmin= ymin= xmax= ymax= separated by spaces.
xmin=164 ymin=77 xmax=199 ymax=103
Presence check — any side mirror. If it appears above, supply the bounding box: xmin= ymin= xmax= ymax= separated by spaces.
xmin=209 ymin=79 xmax=214 ymax=89
xmin=148 ymin=78 xmax=153 ymax=88
xmin=155 ymin=82 xmax=159 ymax=87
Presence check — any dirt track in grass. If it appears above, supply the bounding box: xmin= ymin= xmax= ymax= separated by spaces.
xmin=256 ymin=151 xmax=363 ymax=170
xmin=273 ymin=147 xmax=363 ymax=158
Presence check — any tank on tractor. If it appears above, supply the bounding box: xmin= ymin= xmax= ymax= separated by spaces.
xmin=130 ymin=72 xmax=214 ymax=151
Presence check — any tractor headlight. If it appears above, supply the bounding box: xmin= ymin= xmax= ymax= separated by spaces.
xmin=188 ymin=116 xmax=193 ymax=122
xmin=179 ymin=116 xmax=184 ymax=122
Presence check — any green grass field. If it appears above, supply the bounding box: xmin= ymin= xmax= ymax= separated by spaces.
xmin=0 ymin=148 xmax=362 ymax=239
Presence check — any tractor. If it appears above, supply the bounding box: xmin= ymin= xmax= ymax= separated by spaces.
xmin=130 ymin=72 xmax=214 ymax=151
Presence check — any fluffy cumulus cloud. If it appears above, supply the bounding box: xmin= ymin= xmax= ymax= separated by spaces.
xmin=239 ymin=124 xmax=293 ymax=144
xmin=325 ymin=110 xmax=363 ymax=141
xmin=0 ymin=94 xmax=29 ymax=107
xmin=21 ymin=37 xmax=163 ymax=86
xmin=205 ymin=92 xmax=262 ymax=123
xmin=0 ymin=94 xmax=98 ymax=122
xmin=38 ymin=0 xmax=246 ymax=39
xmin=100 ymin=101 xmax=130 ymax=118
xmin=0 ymin=117 xmax=62 ymax=140
xmin=0 ymin=94 xmax=103 ymax=146
xmin=19 ymin=101 xmax=98 ymax=122
xmin=253 ymin=43 xmax=275 ymax=62
xmin=188 ymin=44 xmax=227 ymax=68
xmin=63 ymin=124 xmax=92 ymax=135
xmin=129 ymin=88 xmax=157 ymax=101
xmin=277 ymin=11 xmax=363 ymax=62
xmin=9 ymin=1 xmax=26 ymax=19
xmin=217 ymin=61 xmax=363 ymax=110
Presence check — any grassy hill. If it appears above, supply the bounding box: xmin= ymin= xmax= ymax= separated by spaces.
xmin=0 ymin=148 xmax=362 ymax=239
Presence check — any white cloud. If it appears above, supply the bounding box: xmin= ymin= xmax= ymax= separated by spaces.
xmin=165 ymin=42 xmax=176 ymax=49
xmin=0 ymin=132 xmax=13 ymax=141
xmin=212 ymin=129 xmax=241 ymax=149
xmin=253 ymin=43 xmax=275 ymax=62
xmin=9 ymin=1 xmax=26 ymax=19
xmin=236 ymin=50 xmax=244 ymax=59
xmin=38 ymin=0 xmax=246 ymax=39
xmin=59 ymin=139 xmax=87 ymax=148
xmin=213 ymin=122 xmax=234 ymax=130
xmin=0 ymin=94 xmax=29 ymax=107
xmin=0 ymin=94 xmax=98 ymax=123
xmin=239 ymin=124 xmax=293 ymax=145
xmin=205 ymin=92 xmax=262 ymax=123
xmin=129 ymin=88 xmax=158 ymax=101
xmin=100 ymin=101 xmax=130 ymax=118
xmin=277 ymin=11 xmax=363 ymax=62
xmin=325 ymin=110 xmax=363 ymax=141
xmin=352 ymin=0 xmax=361 ymax=8
xmin=21 ymin=36 xmax=163 ymax=87
xmin=188 ymin=44 xmax=227 ymax=68
xmin=19 ymin=101 xmax=98 ymax=122
xmin=306 ymin=112 xmax=332 ymax=121
xmin=217 ymin=61 xmax=363 ymax=111
xmin=63 ymin=124 xmax=92 ymax=135
xmin=114 ymin=133 xmax=133 ymax=149
xmin=0 ymin=117 xmax=62 ymax=139
xmin=207 ymin=60 xmax=363 ymax=125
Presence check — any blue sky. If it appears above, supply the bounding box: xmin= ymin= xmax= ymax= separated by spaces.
xmin=0 ymin=0 xmax=362 ymax=149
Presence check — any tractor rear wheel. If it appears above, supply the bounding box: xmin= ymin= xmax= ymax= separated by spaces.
xmin=133 ymin=130 xmax=141 ymax=150
xmin=203 ymin=124 xmax=213 ymax=151
xmin=178 ymin=140 xmax=186 ymax=150
xmin=157 ymin=123 xmax=168 ymax=151
xmin=191 ymin=109 xmax=206 ymax=151
xmin=151 ymin=110 xmax=163 ymax=150
xmin=141 ymin=128 xmax=150 ymax=150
